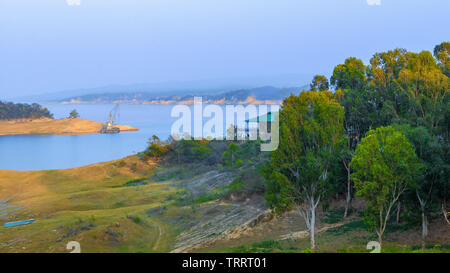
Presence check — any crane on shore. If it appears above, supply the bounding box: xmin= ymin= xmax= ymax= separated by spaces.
xmin=100 ymin=103 xmax=120 ymax=134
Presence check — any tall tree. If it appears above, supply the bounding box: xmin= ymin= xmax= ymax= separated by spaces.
xmin=331 ymin=58 xmax=371 ymax=217
xmin=397 ymin=51 xmax=449 ymax=132
xmin=330 ymin=57 xmax=367 ymax=91
xmin=351 ymin=126 xmax=422 ymax=246
xmin=394 ymin=124 xmax=445 ymax=248
xmin=265 ymin=91 xmax=345 ymax=250
xmin=310 ymin=75 xmax=329 ymax=91
xmin=433 ymin=41 xmax=450 ymax=77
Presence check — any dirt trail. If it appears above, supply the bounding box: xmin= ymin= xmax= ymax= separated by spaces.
xmin=152 ymin=221 xmax=164 ymax=251
xmin=279 ymin=222 xmax=345 ymax=240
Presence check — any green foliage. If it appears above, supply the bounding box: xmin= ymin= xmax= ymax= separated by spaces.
xmin=226 ymin=168 xmax=266 ymax=196
xmin=235 ymin=159 xmax=243 ymax=167
xmin=169 ymin=138 xmax=213 ymax=163
xmin=433 ymin=41 xmax=450 ymax=76
xmin=0 ymin=101 xmax=53 ymax=120
xmin=223 ymin=142 xmax=240 ymax=167
xmin=146 ymin=135 xmax=169 ymax=159
xmin=264 ymin=90 xmax=345 ymax=213
xmin=322 ymin=208 xmax=352 ymax=224
xmin=310 ymin=75 xmax=329 ymax=91
xmin=264 ymin=168 xmax=292 ymax=213
xmin=393 ymin=124 xmax=447 ymax=230
xmin=325 ymin=220 xmax=366 ymax=235
xmin=350 ymin=126 xmax=422 ymax=240
xmin=69 ymin=109 xmax=79 ymax=118
xmin=119 ymin=178 xmax=148 ymax=187
xmin=230 ymin=240 xmax=300 ymax=253
xmin=330 ymin=57 xmax=367 ymax=91
xmin=128 ymin=215 xmax=142 ymax=224
xmin=136 ymin=152 xmax=147 ymax=160
xmin=117 ymin=160 xmax=126 ymax=168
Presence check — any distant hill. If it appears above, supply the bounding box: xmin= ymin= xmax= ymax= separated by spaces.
xmin=54 ymin=86 xmax=306 ymax=105
xmin=10 ymin=74 xmax=313 ymax=103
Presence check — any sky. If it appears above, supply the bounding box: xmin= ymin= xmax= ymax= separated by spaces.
xmin=0 ymin=0 xmax=449 ymax=98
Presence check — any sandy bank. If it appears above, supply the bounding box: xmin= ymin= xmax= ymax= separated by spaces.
xmin=0 ymin=118 xmax=138 ymax=136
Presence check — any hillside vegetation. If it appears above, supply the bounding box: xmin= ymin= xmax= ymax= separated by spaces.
xmin=0 ymin=42 xmax=448 ymax=253
xmin=56 ymin=86 xmax=304 ymax=105
xmin=0 ymin=101 xmax=53 ymax=120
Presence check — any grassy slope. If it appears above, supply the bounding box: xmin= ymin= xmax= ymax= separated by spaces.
xmin=0 ymin=156 xmax=179 ymax=253
xmin=1 ymin=155 xmax=448 ymax=253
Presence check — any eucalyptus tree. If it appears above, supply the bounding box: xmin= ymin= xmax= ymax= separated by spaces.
xmin=310 ymin=75 xmax=329 ymax=91
xmin=350 ymin=126 xmax=422 ymax=246
xmin=265 ymin=90 xmax=345 ymax=250
xmin=394 ymin=124 xmax=445 ymax=248
xmin=331 ymin=57 xmax=372 ymax=217
xmin=434 ymin=41 xmax=450 ymax=77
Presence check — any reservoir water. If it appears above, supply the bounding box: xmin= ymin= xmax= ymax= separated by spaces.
xmin=0 ymin=103 xmax=275 ymax=171
xmin=0 ymin=104 xmax=175 ymax=171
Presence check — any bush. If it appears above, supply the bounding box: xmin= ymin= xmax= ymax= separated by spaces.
xmin=117 ymin=160 xmax=126 ymax=168
xmin=235 ymin=159 xmax=243 ymax=167
xmin=146 ymin=135 xmax=169 ymax=159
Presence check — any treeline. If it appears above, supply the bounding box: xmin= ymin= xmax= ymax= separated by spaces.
xmin=0 ymin=101 xmax=53 ymax=120
xmin=143 ymin=135 xmax=265 ymax=168
xmin=58 ymin=86 xmax=300 ymax=104
xmin=264 ymin=41 xmax=449 ymax=250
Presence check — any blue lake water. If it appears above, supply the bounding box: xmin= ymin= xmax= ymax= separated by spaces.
xmin=0 ymin=104 xmax=175 ymax=171
xmin=0 ymin=103 xmax=274 ymax=171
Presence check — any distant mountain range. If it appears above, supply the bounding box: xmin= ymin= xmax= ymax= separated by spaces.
xmin=10 ymin=74 xmax=313 ymax=103
xmin=53 ymin=86 xmax=306 ymax=105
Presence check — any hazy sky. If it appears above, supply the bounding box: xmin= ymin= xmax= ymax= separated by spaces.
xmin=1 ymin=0 xmax=449 ymax=98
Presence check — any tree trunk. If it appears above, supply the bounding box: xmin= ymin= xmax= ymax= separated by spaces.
xmin=343 ymin=161 xmax=351 ymax=218
xmin=396 ymin=202 xmax=401 ymax=224
xmin=310 ymin=207 xmax=316 ymax=251
xmin=378 ymin=232 xmax=382 ymax=248
xmin=344 ymin=167 xmax=351 ymax=218
xmin=421 ymin=211 xmax=428 ymax=249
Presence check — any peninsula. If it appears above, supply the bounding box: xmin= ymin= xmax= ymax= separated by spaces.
xmin=0 ymin=117 xmax=138 ymax=136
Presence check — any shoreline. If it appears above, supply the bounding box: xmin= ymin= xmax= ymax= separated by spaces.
xmin=0 ymin=117 xmax=138 ymax=136
xmin=0 ymin=154 xmax=145 ymax=172
xmin=47 ymin=98 xmax=283 ymax=105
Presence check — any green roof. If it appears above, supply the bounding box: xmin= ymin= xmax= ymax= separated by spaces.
xmin=246 ymin=112 xmax=276 ymax=123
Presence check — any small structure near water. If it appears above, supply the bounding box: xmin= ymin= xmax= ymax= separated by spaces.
xmin=100 ymin=121 xmax=120 ymax=134
xmin=100 ymin=103 xmax=121 ymax=134
xmin=4 ymin=219 xmax=35 ymax=228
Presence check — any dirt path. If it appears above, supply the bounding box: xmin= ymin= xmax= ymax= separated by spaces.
xmin=279 ymin=222 xmax=345 ymax=240
xmin=152 ymin=221 xmax=164 ymax=251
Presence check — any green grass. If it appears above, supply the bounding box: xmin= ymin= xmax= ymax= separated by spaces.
xmin=0 ymin=156 xmax=184 ymax=253
xmin=116 ymin=178 xmax=149 ymax=187
xmin=326 ymin=220 xmax=366 ymax=235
